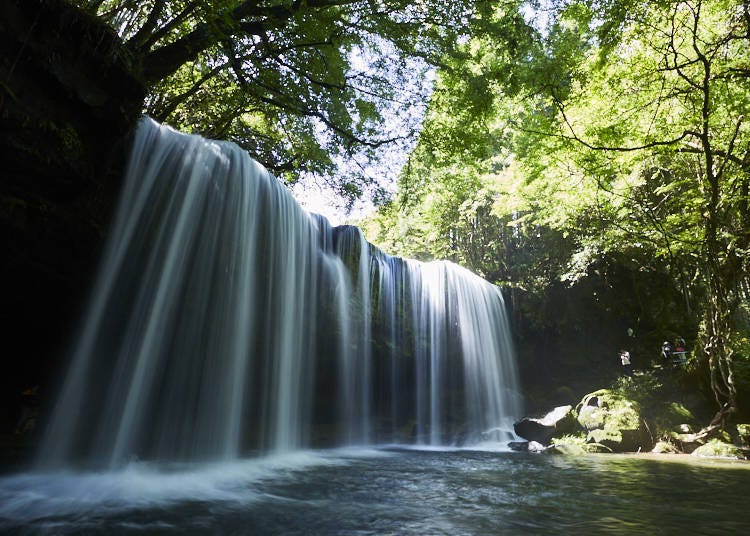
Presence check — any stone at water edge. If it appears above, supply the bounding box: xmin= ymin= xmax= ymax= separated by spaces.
xmin=513 ymin=405 xmax=577 ymax=444
xmin=691 ymin=439 xmax=748 ymax=460
xmin=528 ymin=441 xmax=547 ymax=453
xmin=651 ymin=441 xmax=680 ymax=454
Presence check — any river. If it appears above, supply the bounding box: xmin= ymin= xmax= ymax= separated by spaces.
xmin=1 ymin=447 xmax=748 ymax=534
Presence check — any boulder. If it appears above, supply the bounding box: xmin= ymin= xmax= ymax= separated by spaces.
xmin=691 ymin=439 xmax=747 ymax=460
xmin=652 ymin=440 xmax=680 ymax=454
xmin=575 ymin=389 xmax=649 ymax=452
xmin=546 ymin=437 xmax=610 ymax=454
xmin=513 ymin=405 xmax=577 ymax=444
xmin=508 ymin=441 xmax=529 ymax=452
xmin=528 ymin=441 xmax=547 ymax=453
xmin=734 ymin=424 xmax=750 ymax=448
xmin=670 ymin=432 xmax=704 ymax=454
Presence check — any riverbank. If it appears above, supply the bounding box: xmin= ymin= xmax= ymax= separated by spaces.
xmin=613 ymin=451 xmax=750 ymax=467
xmin=512 ymin=370 xmax=750 ymax=459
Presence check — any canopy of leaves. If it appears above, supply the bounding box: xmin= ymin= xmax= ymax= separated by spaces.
xmin=365 ymin=0 xmax=750 ymax=418
xmin=75 ymin=0 xmax=492 ymax=203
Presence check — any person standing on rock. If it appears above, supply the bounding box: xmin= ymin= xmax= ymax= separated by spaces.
xmin=620 ymin=349 xmax=633 ymax=377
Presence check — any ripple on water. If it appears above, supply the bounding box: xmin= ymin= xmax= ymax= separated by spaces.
xmin=1 ymin=449 xmax=749 ymax=534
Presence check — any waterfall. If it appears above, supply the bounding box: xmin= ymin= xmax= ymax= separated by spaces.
xmin=37 ymin=118 xmax=521 ymax=468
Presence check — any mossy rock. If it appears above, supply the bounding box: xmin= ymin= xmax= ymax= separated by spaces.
xmin=546 ymin=443 xmax=587 ymax=455
xmin=652 ymin=440 xmax=680 ymax=454
xmin=577 ymin=403 xmax=607 ymax=430
xmin=584 ymin=443 xmax=613 ymax=453
xmin=576 ymin=389 xmax=648 ymax=452
xmin=577 ymin=390 xmax=641 ymax=430
xmin=673 ymin=423 xmax=694 ymax=434
xmin=736 ymin=424 xmax=750 ymax=448
xmin=691 ymin=439 xmax=746 ymax=459
xmin=586 ymin=428 xmax=642 ymax=452
xmin=670 ymin=432 xmax=704 ymax=454
xmin=664 ymin=402 xmax=696 ymax=421
xmin=548 ymin=435 xmax=611 ymax=454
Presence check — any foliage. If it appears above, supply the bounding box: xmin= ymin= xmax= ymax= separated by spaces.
xmin=69 ymin=0 xmax=499 ymax=203
xmin=549 ymin=432 xmax=598 ymax=454
xmin=364 ymin=0 xmax=750 ymax=426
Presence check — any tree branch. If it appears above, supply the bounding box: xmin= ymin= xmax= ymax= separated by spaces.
xmin=551 ymin=95 xmax=696 ymax=152
xmin=141 ymin=0 xmax=359 ymax=84
xmin=126 ymin=0 xmax=166 ymax=50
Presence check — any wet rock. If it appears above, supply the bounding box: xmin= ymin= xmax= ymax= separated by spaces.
xmin=527 ymin=441 xmax=547 ymax=453
xmin=508 ymin=441 xmax=529 ymax=452
xmin=513 ymin=405 xmax=577 ymax=444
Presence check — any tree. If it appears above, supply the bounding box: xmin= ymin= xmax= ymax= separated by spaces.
xmin=65 ymin=0 xmax=490 ymax=202
xmin=528 ymin=0 xmax=750 ymax=424
xmin=366 ymin=0 xmax=750 ymax=425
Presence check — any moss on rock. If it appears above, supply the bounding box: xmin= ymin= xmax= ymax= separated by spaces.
xmin=548 ymin=433 xmax=612 ymax=454
xmin=652 ymin=440 xmax=680 ymax=454
xmin=575 ymin=389 xmax=649 ymax=452
xmin=691 ymin=439 xmax=746 ymax=459
xmin=736 ymin=424 xmax=750 ymax=448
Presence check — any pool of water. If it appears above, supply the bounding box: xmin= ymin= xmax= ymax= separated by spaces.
xmin=1 ymin=447 xmax=749 ymax=534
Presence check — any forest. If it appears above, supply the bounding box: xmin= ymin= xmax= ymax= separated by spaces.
xmin=1 ymin=0 xmax=749 ymax=459
xmin=361 ymin=0 xmax=750 ymax=435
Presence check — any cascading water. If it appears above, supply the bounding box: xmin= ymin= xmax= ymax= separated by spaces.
xmin=37 ymin=118 xmax=521 ymax=468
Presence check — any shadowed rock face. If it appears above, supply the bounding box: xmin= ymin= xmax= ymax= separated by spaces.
xmin=0 ymin=0 xmax=144 ymax=445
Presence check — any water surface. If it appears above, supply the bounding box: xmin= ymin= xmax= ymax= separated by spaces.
xmin=1 ymin=448 xmax=748 ymax=534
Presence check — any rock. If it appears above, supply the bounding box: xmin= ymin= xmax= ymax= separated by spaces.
xmin=736 ymin=424 xmax=750 ymax=448
xmin=508 ymin=441 xmax=529 ymax=452
xmin=691 ymin=439 xmax=747 ymax=459
xmin=652 ymin=440 xmax=680 ymax=454
xmin=513 ymin=405 xmax=577 ymax=444
xmin=670 ymin=432 xmax=704 ymax=454
xmin=577 ymin=393 xmax=608 ymax=430
xmin=576 ymin=389 xmax=649 ymax=452
xmin=528 ymin=441 xmax=547 ymax=453
xmin=675 ymin=423 xmax=694 ymax=434
xmin=546 ymin=443 xmax=586 ymax=455
xmin=584 ymin=443 xmax=612 ymax=453
xmin=586 ymin=428 xmax=644 ymax=452
xmin=546 ymin=437 xmax=611 ymax=454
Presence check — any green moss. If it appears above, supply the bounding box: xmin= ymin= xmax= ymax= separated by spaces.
xmin=551 ymin=433 xmax=587 ymax=447
xmin=577 ymin=390 xmax=641 ymax=431
xmin=652 ymin=440 xmax=680 ymax=454
xmin=575 ymin=389 xmax=648 ymax=452
xmin=691 ymin=439 xmax=744 ymax=459
xmin=736 ymin=424 xmax=750 ymax=447
xmin=666 ymin=402 xmax=695 ymax=421
xmin=587 ymin=428 xmax=622 ymax=445
xmin=549 ymin=433 xmax=609 ymax=454
xmin=547 ymin=443 xmax=586 ymax=455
